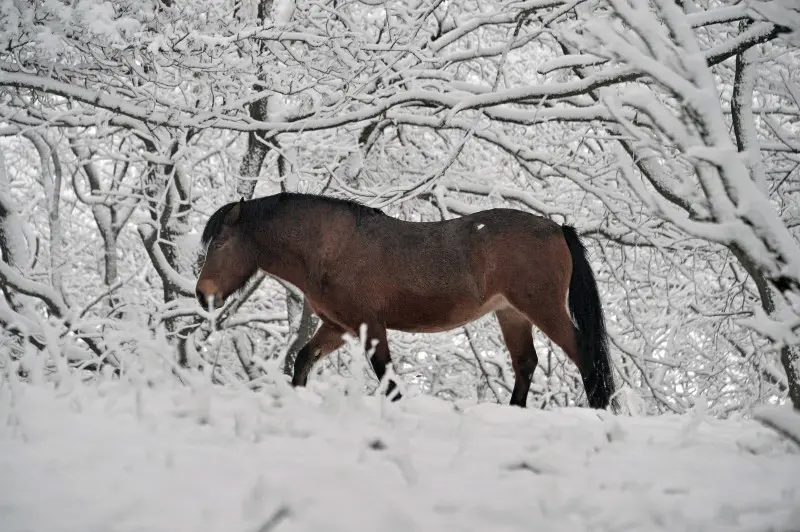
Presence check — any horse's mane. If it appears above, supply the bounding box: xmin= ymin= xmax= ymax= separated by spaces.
xmin=200 ymin=193 xmax=385 ymax=247
xmin=201 ymin=203 xmax=234 ymax=247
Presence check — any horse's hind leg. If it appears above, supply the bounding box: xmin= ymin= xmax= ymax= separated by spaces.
xmin=363 ymin=323 xmax=402 ymax=401
xmin=515 ymin=303 xmax=586 ymax=401
xmin=292 ymin=321 xmax=346 ymax=387
xmin=496 ymin=308 xmax=538 ymax=407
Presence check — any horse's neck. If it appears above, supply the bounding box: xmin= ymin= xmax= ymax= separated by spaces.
xmin=256 ymin=211 xmax=323 ymax=292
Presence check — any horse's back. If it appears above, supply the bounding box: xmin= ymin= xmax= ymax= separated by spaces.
xmin=345 ymin=207 xmax=564 ymax=292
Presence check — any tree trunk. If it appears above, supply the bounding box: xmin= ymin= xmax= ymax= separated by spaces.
xmin=283 ymin=288 xmax=315 ymax=376
xmin=233 ymin=0 xmax=318 ymax=379
xmin=731 ymin=40 xmax=800 ymax=410
xmin=23 ymin=133 xmax=65 ymax=303
xmin=141 ymin=135 xmax=198 ymax=367
xmin=735 ymin=249 xmax=800 ymax=410
xmin=0 ymin=145 xmax=40 ymax=354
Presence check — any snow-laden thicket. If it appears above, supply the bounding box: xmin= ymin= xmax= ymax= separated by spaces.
xmin=2 ymin=0 xmax=800 ymax=415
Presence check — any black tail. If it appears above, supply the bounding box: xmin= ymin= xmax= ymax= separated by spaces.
xmin=561 ymin=225 xmax=615 ymax=410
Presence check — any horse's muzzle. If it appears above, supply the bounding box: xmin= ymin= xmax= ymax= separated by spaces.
xmin=195 ymin=280 xmax=223 ymax=311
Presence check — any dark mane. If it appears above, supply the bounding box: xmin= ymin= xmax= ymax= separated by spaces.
xmin=201 ymin=203 xmax=236 ymax=247
xmin=200 ymin=193 xmax=385 ymax=247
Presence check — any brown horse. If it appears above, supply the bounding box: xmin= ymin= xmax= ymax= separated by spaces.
xmin=195 ymin=193 xmax=615 ymax=409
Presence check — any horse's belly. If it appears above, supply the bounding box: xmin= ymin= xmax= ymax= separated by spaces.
xmin=386 ymin=293 xmax=509 ymax=333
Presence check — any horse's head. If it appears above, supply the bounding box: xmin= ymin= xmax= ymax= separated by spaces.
xmin=195 ymin=199 xmax=258 ymax=311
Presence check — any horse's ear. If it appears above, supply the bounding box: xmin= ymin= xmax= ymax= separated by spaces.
xmin=224 ymin=198 xmax=244 ymax=226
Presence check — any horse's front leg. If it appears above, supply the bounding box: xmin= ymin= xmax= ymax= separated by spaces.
xmin=365 ymin=323 xmax=403 ymax=401
xmin=291 ymin=321 xmax=346 ymax=387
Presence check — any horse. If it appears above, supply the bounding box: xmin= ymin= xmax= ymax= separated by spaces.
xmin=195 ymin=192 xmax=615 ymax=409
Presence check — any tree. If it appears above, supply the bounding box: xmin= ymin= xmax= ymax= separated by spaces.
xmin=2 ymin=0 xmax=798 ymax=413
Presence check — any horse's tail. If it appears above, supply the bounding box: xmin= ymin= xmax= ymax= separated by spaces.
xmin=561 ymin=225 xmax=615 ymax=410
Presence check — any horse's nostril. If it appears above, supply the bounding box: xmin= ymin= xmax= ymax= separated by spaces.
xmin=196 ymin=289 xmax=206 ymax=308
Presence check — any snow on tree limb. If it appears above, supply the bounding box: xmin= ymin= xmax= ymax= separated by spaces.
xmin=137 ymin=223 xmax=196 ymax=298
xmin=753 ymin=405 xmax=800 ymax=447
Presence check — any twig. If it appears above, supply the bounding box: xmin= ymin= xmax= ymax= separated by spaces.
xmin=753 ymin=406 xmax=800 ymax=449
xmin=254 ymin=505 xmax=291 ymax=532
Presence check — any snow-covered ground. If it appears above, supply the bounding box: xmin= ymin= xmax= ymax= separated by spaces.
xmin=2 ymin=377 xmax=800 ymax=532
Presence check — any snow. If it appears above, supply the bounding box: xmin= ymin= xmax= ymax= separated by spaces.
xmin=2 ymin=379 xmax=799 ymax=532
xmin=274 ymin=0 xmax=296 ymax=27
xmin=746 ymin=1 xmax=800 ymax=46
xmin=754 ymin=404 xmax=800 ymax=446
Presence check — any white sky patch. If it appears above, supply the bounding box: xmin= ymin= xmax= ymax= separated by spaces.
xmin=476 ymin=223 xmax=485 ymax=230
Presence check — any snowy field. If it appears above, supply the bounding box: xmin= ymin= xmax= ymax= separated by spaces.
xmin=2 ymin=377 xmax=800 ymax=532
